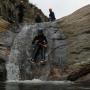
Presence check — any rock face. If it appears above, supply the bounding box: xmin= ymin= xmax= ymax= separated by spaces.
xmin=0 ymin=0 xmax=48 ymax=23
xmin=0 ymin=0 xmax=48 ymax=81
xmin=0 ymin=18 xmax=16 ymax=81
xmin=0 ymin=18 xmax=16 ymax=60
xmin=0 ymin=4 xmax=90 ymax=81
xmin=58 ymin=5 xmax=90 ymax=81
xmin=7 ymin=22 xmax=67 ymax=80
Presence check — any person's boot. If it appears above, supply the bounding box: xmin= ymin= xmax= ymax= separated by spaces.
xmin=40 ymin=60 xmax=44 ymax=63
xmin=30 ymin=58 xmax=35 ymax=64
xmin=40 ymin=59 xmax=47 ymax=64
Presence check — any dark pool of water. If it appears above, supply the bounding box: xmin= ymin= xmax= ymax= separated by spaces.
xmin=0 ymin=81 xmax=90 ymax=90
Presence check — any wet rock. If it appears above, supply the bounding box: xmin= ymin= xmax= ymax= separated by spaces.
xmin=48 ymin=66 xmax=62 ymax=80
xmin=67 ymin=61 xmax=90 ymax=81
xmin=59 ymin=5 xmax=90 ymax=65
xmin=58 ymin=5 xmax=90 ymax=81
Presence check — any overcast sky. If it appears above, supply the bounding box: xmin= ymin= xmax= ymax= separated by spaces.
xmin=29 ymin=0 xmax=90 ymax=19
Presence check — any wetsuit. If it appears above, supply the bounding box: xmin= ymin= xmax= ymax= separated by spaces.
xmin=32 ymin=34 xmax=48 ymax=62
xmin=49 ymin=11 xmax=56 ymax=21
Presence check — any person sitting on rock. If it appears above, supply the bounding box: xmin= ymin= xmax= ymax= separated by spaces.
xmin=35 ymin=13 xmax=42 ymax=23
xmin=31 ymin=29 xmax=48 ymax=63
xmin=49 ymin=8 xmax=56 ymax=21
xmin=16 ymin=1 xmax=26 ymax=23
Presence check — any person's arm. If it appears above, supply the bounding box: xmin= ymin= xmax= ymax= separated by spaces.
xmin=40 ymin=36 xmax=48 ymax=48
xmin=15 ymin=4 xmax=19 ymax=10
xmin=52 ymin=12 xmax=56 ymax=20
xmin=32 ymin=36 xmax=39 ymax=44
xmin=32 ymin=36 xmax=36 ymax=44
xmin=49 ymin=13 xmax=52 ymax=21
xmin=23 ymin=5 xmax=25 ymax=9
xmin=44 ymin=36 xmax=48 ymax=44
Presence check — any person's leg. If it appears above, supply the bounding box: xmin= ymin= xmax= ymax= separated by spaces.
xmin=18 ymin=13 xmax=23 ymax=23
xmin=41 ymin=47 xmax=45 ymax=60
xmin=31 ymin=45 xmax=39 ymax=62
xmin=39 ymin=48 xmax=42 ymax=60
xmin=31 ymin=45 xmax=38 ymax=60
xmin=43 ymin=47 xmax=45 ymax=60
xmin=31 ymin=45 xmax=36 ymax=60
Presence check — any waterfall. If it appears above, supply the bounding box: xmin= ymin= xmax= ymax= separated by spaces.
xmin=6 ymin=63 xmax=19 ymax=80
xmin=6 ymin=24 xmax=31 ymax=80
xmin=6 ymin=49 xmax=20 ymax=80
xmin=6 ymin=22 xmax=68 ymax=80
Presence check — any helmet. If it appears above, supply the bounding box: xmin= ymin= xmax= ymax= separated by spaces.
xmin=49 ymin=8 xmax=52 ymax=11
xmin=38 ymin=29 xmax=43 ymax=34
xmin=49 ymin=8 xmax=52 ymax=10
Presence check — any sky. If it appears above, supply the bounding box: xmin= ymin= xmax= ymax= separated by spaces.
xmin=29 ymin=0 xmax=90 ymax=19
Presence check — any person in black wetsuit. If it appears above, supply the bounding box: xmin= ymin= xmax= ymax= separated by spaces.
xmin=31 ymin=29 xmax=48 ymax=63
xmin=35 ymin=13 xmax=42 ymax=23
xmin=49 ymin=8 xmax=56 ymax=21
xmin=16 ymin=1 xmax=25 ymax=23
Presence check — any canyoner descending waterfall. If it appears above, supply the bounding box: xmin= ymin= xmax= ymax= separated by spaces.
xmin=6 ymin=21 xmax=68 ymax=80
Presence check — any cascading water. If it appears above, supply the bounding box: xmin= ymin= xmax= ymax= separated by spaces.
xmin=6 ymin=25 xmax=31 ymax=80
xmin=6 ymin=21 xmax=68 ymax=80
xmin=6 ymin=50 xmax=20 ymax=80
